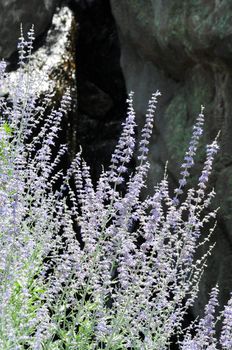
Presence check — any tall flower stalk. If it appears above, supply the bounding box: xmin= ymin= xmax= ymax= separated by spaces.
xmin=0 ymin=28 xmax=231 ymax=350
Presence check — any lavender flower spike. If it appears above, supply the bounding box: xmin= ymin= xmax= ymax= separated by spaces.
xmin=174 ymin=106 xmax=205 ymax=199
xmin=220 ymin=293 xmax=232 ymax=349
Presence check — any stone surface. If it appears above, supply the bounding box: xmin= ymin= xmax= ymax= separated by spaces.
xmin=78 ymin=81 xmax=113 ymax=118
xmin=110 ymin=0 xmax=232 ymax=316
xmin=67 ymin=0 xmax=128 ymax=181
xmin=4 ymin=6 xmax=77 ymax=160
xmin=37 ymin=5 xmax=77 ymax=158
xmin=0 ymin=0 xmax=60 ymax=59
xmin=0 ymin=0 xmax=128 ymax=182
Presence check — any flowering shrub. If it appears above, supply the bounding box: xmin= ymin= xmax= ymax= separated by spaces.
xmin=0 ymin=28 xmax=231 ymax=350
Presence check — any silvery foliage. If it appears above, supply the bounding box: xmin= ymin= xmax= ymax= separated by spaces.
xmin=0 ymin=27 xmax=231 ymax=350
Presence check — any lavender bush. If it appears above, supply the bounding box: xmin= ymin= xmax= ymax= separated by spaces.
xmin=0 ymin=28 xmax=231 ymax=350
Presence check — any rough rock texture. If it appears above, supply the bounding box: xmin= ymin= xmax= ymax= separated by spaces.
xmin=110 ymin=0 xmax=232 ymax=316
xmin=0 ymin=0 xmax=128 ymax=181
xmin=0 ymin=0 xmax=61 ymax=59
xmin=67 ymin=0 xmax=128 ymax=181
xmin=4 ymin=6 xmax=77 ymax=159
xmin=30 ymin=5 xmax=77 ymax=156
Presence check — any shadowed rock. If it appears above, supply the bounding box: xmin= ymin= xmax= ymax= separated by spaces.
xmin=0 ymin=0 xmax=60 ymax=59
xmin=2 ymin=6 xmax=77 ymax=158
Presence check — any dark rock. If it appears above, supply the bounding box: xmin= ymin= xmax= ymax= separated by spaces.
xmin=78 ymin=81 xmax=113 ymax=118
xmin=0 ymin=0 xmax=60 ymax=59
xmin=67 ymin=0 xmax=128 ymax=181
xmin=0 ymin=0 xmax=128 ymax=180
xmin=216 ymin=165 xmax=232 ymax=239
xmin=32 ymin=5 xmax=77 ymax=157
xmin=4 ymin=6 xmax=77 ymax=160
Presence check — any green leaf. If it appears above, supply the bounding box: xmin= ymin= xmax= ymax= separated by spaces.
xmin=3 ymin=122 xmax=13 ymax=135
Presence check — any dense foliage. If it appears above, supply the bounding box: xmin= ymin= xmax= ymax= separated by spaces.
xmin=0 ymin=28 xmax=231 ymax=350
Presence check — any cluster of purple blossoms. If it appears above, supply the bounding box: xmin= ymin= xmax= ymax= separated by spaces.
xmin=174 ymin=106 xmax=204 ymax=201
xmin=0 ymin=27 xmax=231 ymax=350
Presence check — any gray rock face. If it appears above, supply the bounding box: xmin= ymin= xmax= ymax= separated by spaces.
xmin=110 ymin=0 xmax=232 ymax=316
xmin=29 ymin=5 xmax=77 ymax=157
xmin=2 ymin=6 xmax=77 ymax=160
xmin=0 ymin=0 xmax=60 ymax=59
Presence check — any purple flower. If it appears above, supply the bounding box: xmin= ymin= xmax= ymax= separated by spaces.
xmin=0 ymin=29 xmax=228 ymax=350
xmin=220 ymin=294 xmax=232 ymax=349
xmin=174 ymin=106 xmax=205 ymax=203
